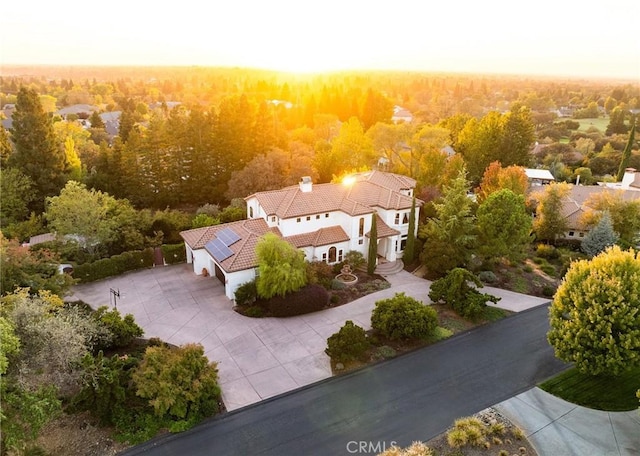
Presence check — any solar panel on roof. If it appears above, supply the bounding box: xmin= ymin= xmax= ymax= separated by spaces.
xmin=217 ymin=227 xmax=241 ymax=246
xmin=205 ymin=239 xmax=233 ymax=262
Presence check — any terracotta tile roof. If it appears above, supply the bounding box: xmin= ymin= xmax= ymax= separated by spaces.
xmin=286 ymin=225 xmax=350 ymax=248
xmin=561 ymin=200 xmax=588 ymax=231
xmin=180 ymin=219 xmax=282 ymax=273
xmin=247 ymin=171 xmax=421 ymax=218
xmin=366 ymin=214 xmax=401 ymax=238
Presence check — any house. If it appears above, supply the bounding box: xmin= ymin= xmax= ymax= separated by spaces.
xmin=181 ymin=171 xmax=422 ymax=300
xmin=391 ymin=106 xmax=413 ymax=124
xmin=525 ymin=168 xmax=555 ymax=186
xmin=601 ymin=168 xmax=640 ymax=192
xmin=56 ymin=104 xmax=98 ymax=119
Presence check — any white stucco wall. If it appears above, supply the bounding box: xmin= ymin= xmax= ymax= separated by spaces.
xmin=226 ymin=268 xmax=257 ymax=301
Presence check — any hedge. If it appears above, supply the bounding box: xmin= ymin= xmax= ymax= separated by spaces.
xmin=266 ymin=284 xmax=329 ymax=317
xmin=74 ymin=248 xmax=154 ymax=283
xmin=161 ymin=243 xmax=187 ymax=265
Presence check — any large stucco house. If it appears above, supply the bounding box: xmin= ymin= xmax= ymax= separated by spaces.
xmin=180 ymin=171 xmax=422 ymax=300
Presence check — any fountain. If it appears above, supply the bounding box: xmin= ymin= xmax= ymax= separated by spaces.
xmin=335 ymin=263 xmax=358 ymax=285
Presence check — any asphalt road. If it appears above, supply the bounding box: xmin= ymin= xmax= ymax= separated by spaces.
xmin=122 ymin=304 xmax=568 ymax=456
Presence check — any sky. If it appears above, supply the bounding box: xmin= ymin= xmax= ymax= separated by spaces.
xmin=1 ymin=0 xmax=639 ymax=80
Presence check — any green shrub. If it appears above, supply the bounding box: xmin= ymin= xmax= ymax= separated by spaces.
xmin=532 ymin=257 xmax=545 ymax=265
xmin=523 ymin=264 xmax=534 ymax=273
xmin=540 ymin=264 xmax=556 ymax=276
xmin=477 ymin=270 xmax=498 ymax=283
xmin=330 ymin=278 xmax=347 ymax=290
xmin=161 ymin=243 xmax=187 ymax=264
xmin=429 ymin=268 xmax=500 ymax=321
xmin=325 ymin=320 xmax=370 ymax=363
xmin=536 ymin=243 xmax=559 ymax=259
xmin=542 ymin=285 xmax=556 ymax=297
xmin=243 ymin=306 xmax=265 ymax=318
xmin=94 ymin=306 xmax=144 ymax=349
xmin=344 ymin=250 xmax=366 ymax=270
xmin=375 ymin=345 xmax=397 ymax=359
xmin=371 ymin=293 xmax=438 ymax=340
xmin=429 ymin=326 xmax=453 ymax=341
xmin=266 ymin=284 xmax=329 ymax=317
xmin=74 ymin=248 xmax=154 ymax=282
xmin=234 ymin=281 xmax=257 ymax=306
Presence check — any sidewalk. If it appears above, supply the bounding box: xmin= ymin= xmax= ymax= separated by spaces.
xmin=495 ymin=388 xmax=640 ymax=456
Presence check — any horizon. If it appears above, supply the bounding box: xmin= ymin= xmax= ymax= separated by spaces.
xmin=2 ymin=0 xmax=639 ymax=81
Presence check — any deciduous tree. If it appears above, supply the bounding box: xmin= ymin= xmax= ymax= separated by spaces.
xmin=256 ymin=233 xmax=307 ymax=299
xmin=532 ymin=182 xmax=571 ymax=244
xmin=547 ymin=246 xmax=640 ymax=376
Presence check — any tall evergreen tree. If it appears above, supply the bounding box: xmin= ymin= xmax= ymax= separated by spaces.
xmin=9 ymin=87 xmax=67 ymax=210
xmin=616 ymin=123 xmax=636 ymax=181
xmin=367 ymin=214 xmax=378 ymax=274
xmin=581 ymin=211 xmax=619 ymax=257
xmin=403 ymin=197 xmax=417 ymax=264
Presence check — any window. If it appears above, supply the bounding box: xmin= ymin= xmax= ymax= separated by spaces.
xmin=249 ymin=207 xmax=254 ymax=218
xmin=568 ymin=231 xmax=575 ymax=237
xmin=306 ymin=216 xmax=311 ymax=221
xmin=325 ymin=213 xmax=329 ymax=218
xmin=316 ymin=214 xmax=320 ymax=220
xmin=579 ymin=232 xmax=585 ymax=238
xmin=358 ymin=239 xmax=364 ymax=245
xmin=297 ymin=217 xmax=301 ymax=223
xmin=338 ymin=250 xmax=343 ymax=262
xmin=400 ymin=235 xmax=407 ymax=251
xmin=271 ymin=216 xmax=276 ymax=222
xmin=322 ymin=252 xmax=327 ymax=262
xmin=329 ymin=247 xmax=337 ymax=263
xmin=359 ymin=218 xmax=365 ymax=237
xmin=402 ymin=213 xmax=409 ymax=224
xmin=394 ymin=213 xmax=400 ymax=225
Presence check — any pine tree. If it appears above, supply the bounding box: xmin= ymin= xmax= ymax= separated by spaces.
xmin=581 ymin=211 xmax=619 ymax=257
xmin=403 ymin=197 xmax=417 ymax=264
xmin=9 ymin=87 xmax=67 ymax=211
xmin=616 ymin=124 xmax=636 ymax=182
xmin=367 ymin=214 xmax=378 ymax=274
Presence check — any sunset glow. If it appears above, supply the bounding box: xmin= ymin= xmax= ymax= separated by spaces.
xmin=1 ymin=0 xmax=639 ymax=79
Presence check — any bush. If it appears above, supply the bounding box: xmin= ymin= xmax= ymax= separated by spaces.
xmin=371 ymin=293 xmax=438 ymax=340
xmin=242 ymin=306 xmax=265 ymax=318
xmin=344 ymin=250 xmax=366 ymax=270
xmin=306 ymin=261 xmax=334 ymax=288
xmin=477 ymin=270 xmax=497 ymax=283
xmin=234 ymin=281 xmax=257 ymax=306
xmin=542 ymin=285 xmax=556 ymax=297
xmin=536 ymin=243 xmax=559 ymax=259
xmin=74 ymin=248 xmax=154 ymax=282
xmin=540 ymin=264 xmax=556 ymax=277
xmin=330 ymin=279 xmax=347 ymax=290
xmin=161 ymin=243 xmax=187 ymax=265
xmin=325 ymin=320 xmax=370 ymax=363
xmin=375 ymin=345 xmax=397 ymax=360
xmin=266 ymin=284 xmax=329 ymax=317
xmin=94 ymin=306 xmax=144 ymax=349
xmin=429 ymin=268 xmax=500 ymax=321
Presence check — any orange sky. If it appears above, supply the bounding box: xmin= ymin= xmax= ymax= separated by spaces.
xmin=1 ymin=0 xmax=639 ymax=80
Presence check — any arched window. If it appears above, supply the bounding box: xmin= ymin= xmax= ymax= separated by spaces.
xmin=328 ymin=246 xmax=337 ymax=263
xmin=249 ymin=207 xmax=254 ymax=218
xmin=359 ymin=218 xmax=365 ymax=236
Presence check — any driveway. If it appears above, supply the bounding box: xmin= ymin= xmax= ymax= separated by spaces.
xmin=69 ymin=264 xmax=549 ymax=411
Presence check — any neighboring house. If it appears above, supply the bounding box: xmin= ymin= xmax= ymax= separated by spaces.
xmin=556 ymin=169 xmax=640 ymax=241
xmin=525 ymin=168 xmax=555 ymax=186
xmin=99 ymin=111 xmax=122 ymax=139
xmin=181 ymin=171 xmax=422 ymax=300
xmin=392 ymin=106 xmax=413 ymax=124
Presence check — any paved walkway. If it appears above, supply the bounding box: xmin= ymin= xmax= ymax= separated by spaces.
xmin=495 ymin=388 xmax=640 ymax=455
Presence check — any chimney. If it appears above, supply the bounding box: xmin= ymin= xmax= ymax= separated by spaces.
xmin=622 ymin=168 xmax=637 ymax=188
xmin=299 ymin=176 xmax=313 ymax=192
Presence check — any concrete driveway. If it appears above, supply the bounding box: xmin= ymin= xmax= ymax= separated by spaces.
xmin=69 ymin=264 xmax=548 ymax=411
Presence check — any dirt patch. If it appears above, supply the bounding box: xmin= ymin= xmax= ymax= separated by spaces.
xmin=36 ymin=412 xmax=129 ymax=456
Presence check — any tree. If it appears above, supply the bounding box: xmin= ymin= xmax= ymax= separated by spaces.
xmin=89 ymin=111 xmax=105 ymax=129
xmin=420 ymin=170 xmax=476 ymax=276
xmin=0 ymin=125 xmax=12 ymax=167
xmin=403 ymin=197 xmax=417 ymax=264
xmin=547 ymin=246 xmax=640 ymax=376
xmin=45 ymin=181 xmax=120 ymax=255
xmin=429 ymin=268 xmax=500 ymax=321
xmin=0 ymin=316 xmax=20 ymax=375
xmin=532 ymin=182 xmax=571 ymax=244
xmin=581 ymin=211 xmax=619 ymax=257
xmin=325 ymin=320 xmax=370 ymax=363
xmin=616 ymin=124 xmax=636 ymax=181
xmin=0 ymin=168 xmax=36 ymax=226
xmin=477 ymin=189 xmax=532 ymax=262
xmin=9 ymin=87 xmax=67 ymax=211
xmin=367 ymin=214 xmax=378 ymax=274
xmin=475 ymin=161 xmax=528 ymax=204
xmin=255 ymin=233 xmax=307 ymax=299
xmin=606 ymin=106 xmax=628 ymax=136
xmin=360 ymin=88 xmax=393 ymax=130
xmin=580 ymin=191 xmax=640 ymax=246
xmin=132 ymin=343 xmax=221 ymax=423
xmin=0 ymin=234 xmax=74 ymax=296
xmin=371 ymin=292 xmax=437 ymax=340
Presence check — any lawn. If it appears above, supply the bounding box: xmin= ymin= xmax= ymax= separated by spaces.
xmin=539 ymin=366 xmax=640 ymax=411
xmin=575 ymin=117 xmax=609 ymax=133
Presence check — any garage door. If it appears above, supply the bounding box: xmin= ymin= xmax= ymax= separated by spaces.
xmin=214 ymin=263 xmax=225 ymax=284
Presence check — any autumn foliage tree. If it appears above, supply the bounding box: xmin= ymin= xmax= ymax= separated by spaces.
xmin=548 ymin=246 xmax=640 ymax=376
xmin=475 ymin=161 xmax=528 ymax=204
xmin=532 ymin=182 xmax=571 ymax=244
